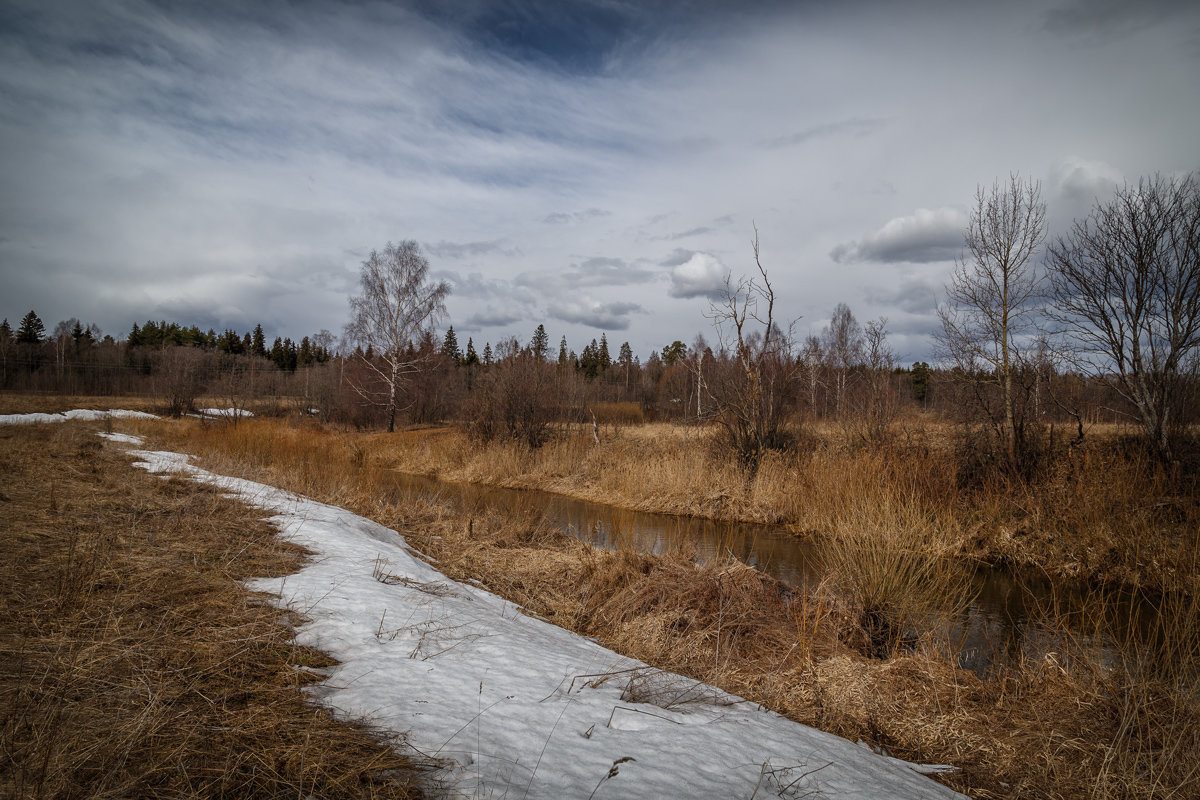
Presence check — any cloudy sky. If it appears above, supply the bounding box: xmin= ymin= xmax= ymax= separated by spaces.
xmin=2 ymin=0 xmax=1197 ymax=362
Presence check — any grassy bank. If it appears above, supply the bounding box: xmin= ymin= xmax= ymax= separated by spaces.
xmin=0 ymin=420 xmax=431 ymax=798
xmin=136 ymin=414 xmax=1200 ymax=798
xmin=368 ymin=419 xmax=1200 ymax=595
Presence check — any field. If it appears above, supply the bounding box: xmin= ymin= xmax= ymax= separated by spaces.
xmin=3 ymin=396 xmax=1199 ymax=798
xmin=0 ymin=418 xmax=431 ymax=798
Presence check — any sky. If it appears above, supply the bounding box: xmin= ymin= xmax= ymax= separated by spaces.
xmin=1 ymin=0 xmax=1197 ymax=363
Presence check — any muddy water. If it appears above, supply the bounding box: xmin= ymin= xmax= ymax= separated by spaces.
xmin=389 ymin=472 xmax=1131 ymax=673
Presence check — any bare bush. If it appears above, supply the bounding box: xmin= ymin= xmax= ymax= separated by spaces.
xmin=465 ymin=345 xmax=558 ymax=448
xmin=705 ymin=230 xmax=800 ymax=474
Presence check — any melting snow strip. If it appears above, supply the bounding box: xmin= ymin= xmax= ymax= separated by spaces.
xmin=109 ymin=437 xmax=964 ymax=799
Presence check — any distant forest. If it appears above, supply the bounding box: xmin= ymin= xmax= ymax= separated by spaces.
xmin=0 ymin=306 xmax=1157 ymax=442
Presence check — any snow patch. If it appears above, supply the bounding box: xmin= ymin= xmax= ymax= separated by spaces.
xmin=126 ymin=447 xmax=965 ymax=799
xmin=0 ymin=409 xmax=157 ymax=425
xmin=99 ymin=432 xmax=145 ymax=445
xmin=198 ymin=408 xmax=254 ymax=418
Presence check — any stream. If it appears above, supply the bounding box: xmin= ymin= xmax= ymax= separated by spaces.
xmin=390 ymin=472 xmax=1146 ymax=674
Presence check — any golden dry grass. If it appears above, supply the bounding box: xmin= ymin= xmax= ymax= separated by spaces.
xmin=366 ymin=417 xmax=1200 ymax=594
xmin=129 ymin=414 xmax=1200 ymax=798
xmin=0 ymin=420 xmax=432 ymax=799
xmin=0 ymin=393 xmax=159 ymax=415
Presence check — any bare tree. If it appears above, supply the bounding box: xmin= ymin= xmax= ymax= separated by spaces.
xmin=1046 ymin=173 xmax=1200 ymax=462
xmin=798 ymin=334 xmax=825 ymax=416
xmin=344 ymin=241 xmax=450 ymax=432
xmin=936 ymin=174 xmax=1046 ymax=472
xmin=857 ymin=318 xmax=898 ymax=442
xmin=705 ymin=228 xmax=799 ymax=474
xmin=821 ymin=303 xmax=863 ymax=418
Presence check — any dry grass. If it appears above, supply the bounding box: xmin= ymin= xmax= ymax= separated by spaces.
xmin=94 ymin=413 xmax=1200 ymax=797
xmin=0 ymin=393 xmax=159 ymax=415
xmin=0 ymin=420 xmax=432 ymax=799
xmin=367 ymin=417 xmax=1200 ymax=594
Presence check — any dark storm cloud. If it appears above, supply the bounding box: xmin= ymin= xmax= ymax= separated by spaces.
xmin=462 ymin=308 xmax=526 ymax=329
xmin=542 ymin=208 xmax=612 ymax=225
xmin=1044 ymin=0 xmax=1198 ymax=38
xmin=424 ymin=239 xmax=522 ymax=260
xmin=668 ymin=226 xmax=712 ymax=240
xmin=759 ymin=117 xmax=886 ymax=150
xmin=865 ymin=279 xmax=940 ymax=316
xmin=2 ymin=0 xmax=1198 ymax=357
xmin=830 ymin=208 xmax=965 ymax=264
xmin=515 ymin=257 xmax=654 ymax=291
xmin=548 ymin=300 xmax=644 ymax=330
xmin=660 ymin=248 xmax=697 ymax=268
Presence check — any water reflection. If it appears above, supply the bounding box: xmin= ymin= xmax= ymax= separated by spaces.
xmin=389 ymin=472 xmax=1136 ymax=674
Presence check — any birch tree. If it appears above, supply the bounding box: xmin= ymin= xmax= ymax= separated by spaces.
xmin=344 ymin=241 xmax=450 ymax=432
xmin=936 ymin=175 xmax=1046 ymax=473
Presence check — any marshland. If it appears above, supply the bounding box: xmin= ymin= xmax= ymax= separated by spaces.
xmin=2 ymin=384 xmax=1198 ymax=798
xmin=4 ymin=177 xmax=1200 ymax=797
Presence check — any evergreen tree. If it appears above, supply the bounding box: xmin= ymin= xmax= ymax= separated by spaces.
xmin=598 ymin=333 xmax=611 ymax=370
xmin=910 ymin=361 xmax=931 ymax=403
xmin=69 ymin=320 xmax=96 ymax=349
xmin=0 ymin=319 xmax=11 ymax=341
xmin=128 ymin=322 xmax=142 ymax=347
xmin=619 ymin=341 xmax=634 ymax=389
xmin=442 ymin=326 xmax=461 ymax=364
xmin=482 ymin=342 xmax=493 ymax=365
xmin=282 ymin=337 xmax=297 ymax=371
xmin=579 ymin=339 xmax=600 ymax=378
xmin=16 ymin=310 xmax=45 ymax=344
xmin=558 ymin=335 xmax=569 ymax=368
xmin=530 ymin=324 xmax=549 ymax=361
xmin=298 ymin=336 xmax=313 ymax=367
xmin=252 ymin=324 xmax=267 ymax=357
xmin=661 ymin=340 xmax=687 ymax=365
xmin=464 ymin=337 xmax=479 ymax=366
xmin=242 ymin=331 xmax=252 ymax=352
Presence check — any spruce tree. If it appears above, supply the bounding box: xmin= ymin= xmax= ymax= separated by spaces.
xmin=530 ymin=324 xmax=549 ymax=361
xmin=482 ymin=342 xmax=493 ymax=365
xmin=580 ymin=339 xmax=599 ymax=378
xmin=558 ymin=335 xmax=569 ymax=368
xmin=16 ymin=310 xmax=45 ymax=344
xmin=252 ymin=324 xmax=267 ymax=357
xmin=464 ymin=337 xmax=479 ymax=365
xmin=442 ymin=326 xmax=461 ymax=364
xmin=0 ymin=319 xmax=11 ymax=341
xmin=598 ymin=333 xmax=611 ymax=370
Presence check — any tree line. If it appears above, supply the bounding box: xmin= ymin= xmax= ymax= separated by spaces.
xmin=4 ymin=171 xmax=1197 ymax=474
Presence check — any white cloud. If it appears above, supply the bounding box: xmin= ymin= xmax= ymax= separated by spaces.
xmin=830 ymin=208 xmax=966 ymax=265
xmin=548 ymin=299 xmax=645 ymax=330
xmin=669 ymin=252 xmax=727 ymax=299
